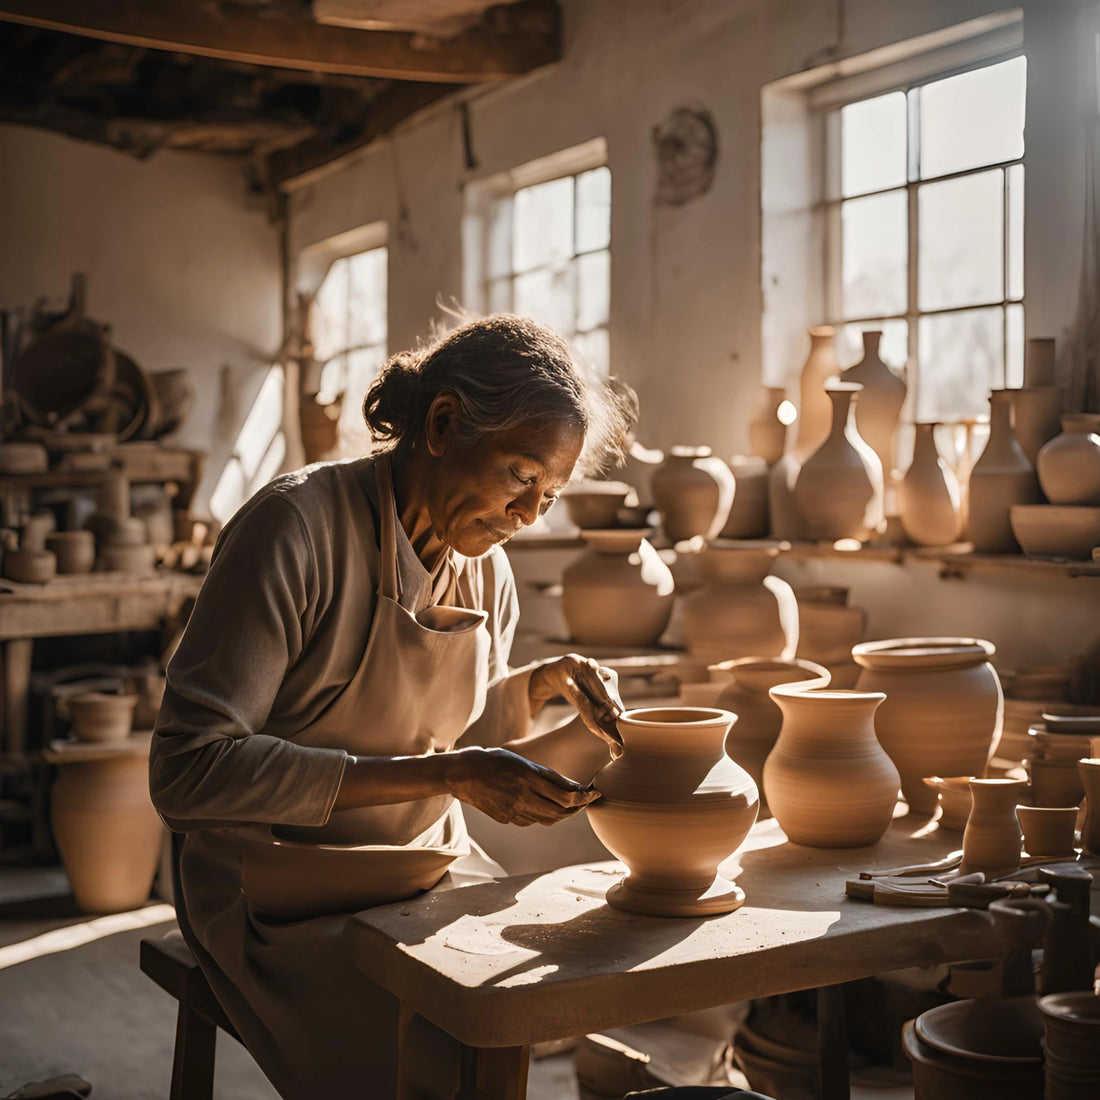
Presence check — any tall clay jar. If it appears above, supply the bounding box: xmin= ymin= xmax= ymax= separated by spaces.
xmin=967 ymin=390 xmax=1043 ymax=553
xmin=793 ymin=383 xmax=885 ymax=542
xmin=1036 ymin=413 xmax=1100 ymax=505
xmin=1011 ymin=338 xmax=1063 ymax=466
xmin=763 ymin=685 xmax=901 ymax=847
xmin=794 ymin=325 xmax=840 ymax=461
xmin=681 ymin=540 xmax=799 ymax=663
xmin=748 ymin=386 xmax=790 ymax=466
xmin=588 ymin=707 xmax=759 ymax=916
xmin=561 ymin=529 xmax=675 ymax=648
xmin=841 ymin=330 xmax=907 ymax=484
xmin=651 ymin=446 xmax=736 ymax=543
xmin=960 ymin=778 xmax=1027 ymax=878
xmin=853 ymin=638 xmax=1003 ymax=815
xmin=897 ymin=423 xmax=961 ymax=546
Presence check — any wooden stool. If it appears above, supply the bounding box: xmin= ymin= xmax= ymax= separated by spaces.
xmin=140 ymin=929 xmax=241 ymax=1100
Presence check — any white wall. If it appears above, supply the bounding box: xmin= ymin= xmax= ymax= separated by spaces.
xmin=0 ymin=126 xmax=282 ymax=511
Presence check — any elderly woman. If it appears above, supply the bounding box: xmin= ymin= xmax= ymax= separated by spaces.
xmin=149 ymin=315 xmax=630 ymax=1099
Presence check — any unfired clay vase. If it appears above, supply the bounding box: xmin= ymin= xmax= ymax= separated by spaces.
xmin=794 ymin=325 xmax=840 ymax=462
xmin=681 ymin=540 xmax=799 ymax=663
xmin=587 ymin=707 xmax=759 ymax=916
xmin=793 ymin=585 xmax=866 ymax=688
xmin=44 ymin=736 xmax=162 ymax=913
xmin=1015 ymin=804 xmax=1079 ymax=857
xmin=721 ymin=457 xmax=770 ymax=539
xmin=711 ymin=657 xmax=830 ymax=808
xmin=651 ymin=446 xmax=735 ymax=542
xmin=841 ymin=330 xmax=907 ymax=483
xmin=1079 ymin=758 xmax=1100 ymax=856
xmin=792 ymin=383 xmax=885 ymax=542
xmin=1011 ymin=386 xmax=1064 ymax=467
xmin=561 ymin=529 xmax=674 ymax=647
xmin=967 ymin=390 xmax=1043 ymax=553
xmin=853 ymin=638 xmax=1002 ymax=815
xmin=45 ymin=530 xmax=96 ymax=575
xmin=1036 ymin=414 xmax=1100 ymax=505
xmin=68 ymin=691 xmax=139 ymax=743
xmin=763 ymin=685 xmax=900 ymax=847
xmin=748 ymin=386 xmax=789 ymax=466
xmin=897 ymin=423 xmax=961 ymax=546
xmin=4 ymin=514 xmax=57 ymax=584
xmin=959 ymin=778 xmax=1026 ymax=877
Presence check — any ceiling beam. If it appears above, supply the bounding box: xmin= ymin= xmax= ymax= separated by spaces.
xmin=0 ymin=0 xmax=560 ymax=83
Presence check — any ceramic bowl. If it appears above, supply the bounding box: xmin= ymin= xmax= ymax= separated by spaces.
xmin=922 ymin=775 xmax=973 ymax=831
xmin=1009 ymin=504 xmax=1100 ymax=559
xmin=562 ymin=482 xmax=634 ymax=529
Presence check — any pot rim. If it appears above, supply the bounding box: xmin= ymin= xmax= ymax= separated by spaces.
xmin=708 ymin=656 xmax=830 ymax=691
xmin=1038 ymin=992 xmax=1100 ymax=1022
xmin=768 ymin=684 xmax=886 ymax=704
xmin=852 ymin=636 xmax=995 ymax=669
xmin=68 ymin=691 xmax=139 ymax=708
xmin=619 ymin=706 xmax=733 ymax=728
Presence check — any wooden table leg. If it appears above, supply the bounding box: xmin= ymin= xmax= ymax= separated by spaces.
xmin=3 ymin=638 xmax=33 ymax=758
xmin=458 ymin=1043 xmax=530 ymax=1100
xmin=816 ymin=982 xmax=850 ymax=1100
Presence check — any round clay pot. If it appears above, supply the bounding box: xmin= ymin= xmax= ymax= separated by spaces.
xmin=967 ymin=390 xmax=1043 ymax=553
xmin=0 ymin=442 xmax=49 ymax=474
xmin=681 ymin=540 xmax=799 ymax=663
xmin=1039 ymin=992 xmax=1100 ymax=1097
xmin=898 ymin=423 xmax=961 ymax=546
xmin=792 ymin=384 xmax=885 ymax=542
xmin=650 ymin=446 xmax=735 ymax=543
xmin=68 ymin=691 xmax=139 ymax=743
xmin=587 ymin=706 xmax=759 ymax=916
xmin=1026 ymin=758 xmax=1085 ymax=809
xmin=763 ymin=685 xmax=900 ymax=847
xmin=1079 ymin=758 xmax=1100 ymax=855
xmin=793 ymin=325 xmax=840 ymax=462
xmin=1015 ymin=804 xmax=1079 ymax=857
xmin=959 ymin=778 xmax=1026 ymax=877
xmin=853 ymin=638 xmax=1002 ymax=815
xmin=561 ymin=482 xmax=633 ymax=530
xmin=1010 ymin=385 xmax=1063 ymax=467
xmin=748 ymin=386 xmax=789 ymax=466
xmin=44 ymin=736 xmax=162 ymax=913
xmin=1036 ymin=413 xmax=1100 ymax=506
xmin=561 ymin=529 xmax=674 ymax=648
xmin=793 ymin=585 xmax=867 ymax=674
xmin=712 ymin=657 xmax=830 ymax=809
xmin=99 ymin=543 xmax=156 ymax=575
xmin=3 ymin=548 xmax=56 ymax=584
xmin=45 ymin=530 xmax=96 ymax=575
xmin=841 ymin=330 xmax=907 ymax=482
xmin=921 ymin=776 xmax=974 ymax=832
xmin=721 ymin=456 xmax=770 ymax=539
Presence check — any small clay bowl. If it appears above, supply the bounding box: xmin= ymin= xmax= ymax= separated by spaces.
xmin=68 ymin=692 xmax=139 ymax=743
xmin=3 ymin=549 xmax=57 ymax=585
xmin=922 ymin=775 xmax=973 ymax=831
xmin=562 ymin=482 xmax=633 ymax=529
xmin=1015 ymin=804 xmax=1078 ymax=857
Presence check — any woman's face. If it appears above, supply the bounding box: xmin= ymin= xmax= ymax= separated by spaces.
xmin=426 ymin=411 xmax=584 ymax=556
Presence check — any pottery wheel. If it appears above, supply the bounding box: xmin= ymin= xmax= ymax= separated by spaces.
xmin=605 ymin=873 xmax=746 ymax=917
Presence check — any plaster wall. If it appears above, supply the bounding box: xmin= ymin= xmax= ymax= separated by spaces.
xmin=0 ymin=126 xmax=282 ymax=511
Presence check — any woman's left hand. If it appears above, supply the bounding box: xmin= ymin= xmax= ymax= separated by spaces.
xmin=529 ymin=654 xmax=624 ymax=755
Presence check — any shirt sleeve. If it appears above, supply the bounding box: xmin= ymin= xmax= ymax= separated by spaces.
xmin=149 ymin=491 xmax=348 ymax=832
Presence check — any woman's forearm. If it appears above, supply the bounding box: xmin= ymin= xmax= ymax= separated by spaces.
xmin=331 ymin=750 xmax=460 ymax=811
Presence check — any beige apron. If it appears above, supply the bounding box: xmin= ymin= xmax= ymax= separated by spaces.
xmin=177 ymin=454 xmax=502 ymax=1100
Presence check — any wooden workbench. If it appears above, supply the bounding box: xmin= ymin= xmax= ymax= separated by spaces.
xmin=345 ymin=815 xmax=997 ymax=1099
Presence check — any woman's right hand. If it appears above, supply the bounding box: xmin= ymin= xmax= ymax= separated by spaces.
xmin=445 ymin=746 xmax=600 ymax=826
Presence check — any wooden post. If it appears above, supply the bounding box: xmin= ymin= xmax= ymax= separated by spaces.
xmin=816 ymin=982 xmax=850 ymax=1100
xmin=2 ymin=638 xmax=33 ymax=758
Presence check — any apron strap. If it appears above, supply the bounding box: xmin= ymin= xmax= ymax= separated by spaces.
xmin=374 ymin=453 xmax=401 ymax=603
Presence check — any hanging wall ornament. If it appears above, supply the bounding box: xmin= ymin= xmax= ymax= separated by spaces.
xmin=652 ymin=106 xmax=718 ymax=206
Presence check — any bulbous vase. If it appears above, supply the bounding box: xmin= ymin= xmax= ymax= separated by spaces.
xmin=763 ymin=685 xmax=900 ymax=847
xmin=897 ymin=423 xmax=961 ymax=546
xmin=1036 ymin=414 xmax=1100 ymax=505
xmin=841 ymin=330 xmax=907 ymax=483
xmin=960 ymin=778 xmax=1027 ymax=877
xmin=561 ymin=529 xmax=674 ymax=648
xmin=748 ymin=386 xmax=790 ymax=466
xmin=588 ymin=707 xmax=759 ymax=916
xmin=853 ymin=638 xmax=1003 ymax=815
xmin=794 ymin=325 xmax=840 ymax=462
xmin=651 ymin=446 xmax=735 ymax=544
xmin=681 ymin=540 xmax=799 ymax=663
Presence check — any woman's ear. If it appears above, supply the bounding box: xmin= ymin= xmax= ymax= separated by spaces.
xmin=424 ymin=393 xmax=460 ymax=458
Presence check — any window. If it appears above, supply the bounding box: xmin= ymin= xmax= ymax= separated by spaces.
xmin=464 ymin=139 xmax=611 ymax=375
xmin=309 ymin=244 xmax=388 ymax=457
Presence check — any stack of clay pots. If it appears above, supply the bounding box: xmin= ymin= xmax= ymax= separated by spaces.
xmin=88 ymin=467 xmax=156 ymax=574
xmin=999 ymin=665 xmax=1073 ymax=763
xmin=792 ymin=585 xmax=867 ymax=687
xmin=1022 ymin=712 xmax=1100 ymax=807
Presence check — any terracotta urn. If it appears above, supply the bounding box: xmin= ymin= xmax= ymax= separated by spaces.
xmin=561 ymin=529 xmax=674 ymax=648
xmin=841 ymin=330 xmax=907 ymax=483
xmin=853 ymin=638 xmax=1003 ymax=815
xmin=967 ymin=390 xmax=1043 ymax=553
xmin=721 ymin=456 xmax=770 ymax=539
xmin=4 ymin=514 xmax=57 ymax=584
xmin=1079 ymin=758 xmax=1100 ymax=856
xmin=45 ymin=530 xmax=96 ymax=575
xmin=792 ymin=383 xmax=885 ymax=542
xmin=748 ymin=385 xmax=789 ymax=466
xmin=793 ymin=585 xmax=866 ymax=687
xmin=68 ymin=691 xmax=139 ymax=743
xmin=960 ymin=778 xmax=1026 ymax=877
xmin=587 ymin=706 xmax=759 ymax=916
xmin=793 ymin=325 xmax=840 ymax=462
xmin=681 ymin=540 xmax=799 ymax=663
xmin=897 ymin=423 xmax=961 ymax=546
xmin=43 ymin=736 xmax=163 ymax=913
xmin=1036 ymin=414 xmax=1100 ymax=505
xmin=1015 ymin=804 xmax=1079 ymax=858
xmin=712 ymin=657 xmax=830 ymax=807
xmin=651 ymin=446 xmax=735 ymax=543
xmin=763 ymin=685 xmax=900 ymax=847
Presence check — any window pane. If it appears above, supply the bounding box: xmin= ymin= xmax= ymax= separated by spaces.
xmin=316 ymin=352 xmax=345 ymax=406
xmin=920 ymin=56 xmax=1026 ymax=179
xmin=1008 ymin=163 xmax=1024 ymax=300
xmin=488 ymin=276 xmax=511 ymax=313
xmin=573 ymin=327 xmax=609 ymax=376
xmin=576 ymin=166 xmax=611 ymax=252
xmin=1006 ymin=303 xmax=1025 ymax=388
xmin=338 ymin=346 xmax=387 ymax=457
xmin=514 ymin=265 xmax=577 ymax=335
xmin=841 ymin=190 xmax=907 ymax=318
xmin=311 ymin=257 xmax=349 ymax=364
xmin=237 ymin=366 xmax=285 ymax=481
xmin=487 ymin=196 xmax=512 ymax=279
xmin=919 ymin=170 xmax=1003 ymax=311
xmin=917 ymin=306 xmax=1004 ymax=422
xmin=347 ymin=247 xmax=387 ymax=348
xmin=576 ymin=249 xmax=610 ymax=332
xmin=841 ymin=91 xmax=907 ymax=197
xmin=836 ymin=319 xmax=908 ymax=372
xmin=513 ymin=176 xmax=574 ymax=273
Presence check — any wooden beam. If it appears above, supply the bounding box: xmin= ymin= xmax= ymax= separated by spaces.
xmin=0 ymin=1 xmax=560 ymax=83
xmin=268 ymin=80 xmax=461 ymax=189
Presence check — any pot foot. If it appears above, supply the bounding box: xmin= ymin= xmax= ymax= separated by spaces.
xmin=605 ymin=874 xmax=745 ymax=917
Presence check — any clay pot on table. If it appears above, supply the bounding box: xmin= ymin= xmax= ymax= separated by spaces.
xmin=3 ymin=513 xmax=57 ymax=584
xmin=960 ymin=778 xmax=1027 ymax=877
xmin=43 ymin=735 xmax=163 ymax=913
xmin=1015 ymin=804 xmax=1079 ymax=858
xmin=748 ymin=386 xmax=790 ymax=466
xmin=793 ymin=585 xmax=866 ymax=687
xmin=794 ymin=325 xmax=840 ymax=462
xmin=841 ymin=329 xmax=907 ymax=485
xmin=681 ymin=540 xmax=799 ymax=663
xmin=561 ymin=481 xmax=633 ymax=530
xmin=1079 ymin=758 xmax=1100 ymax=856
xmin=68 ymin=691 xmax=139 ymax=743
xmin=897 ymin=423 xmax=962 ymax=546
xmin=651 ymin=446 xmax=735 ymax=543
xmin=792 ymin=383 xmax=885 ymax=542
xmin=1039 ymin=992 xmax=1100 ymax=1099
xmin=1036 ymin=413 xmax=1100 ymax=505
xmin=763 ymin=685 xmax=900 ymax=847
xmin=921 ymin=776 xmax=974 ymax=832
xmin=587 ymin=706 xmax=759 ymax=916
xmin=45 ymin=530 xmax=96 ymax=575
xmin=720 ymin=456 xmax=770 ymax=539
xmin=853 ymin=638 xmax=1003 ymax=815
xmin=967 ymin=390 xmax=1043 ymax=553
xmin=561 ymin=529 xmax=674 ymax=648
xmin=1026 ymin=757 xmax=1085 ymax=809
